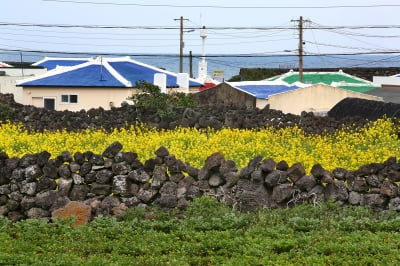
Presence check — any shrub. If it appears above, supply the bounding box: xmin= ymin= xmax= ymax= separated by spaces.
xmin=0 ymin=103 xmax=14 ymax=121
xmin=129 ymin=81 xmax=196 ymax=120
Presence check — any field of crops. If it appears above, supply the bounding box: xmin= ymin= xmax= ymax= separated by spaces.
xmin=1 ymin=118 xmax=399 ymax=173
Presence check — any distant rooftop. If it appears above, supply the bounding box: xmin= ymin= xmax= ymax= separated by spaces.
xmin=18 ymin=56 xmax=203 ymax=88
xmin=266 ymin=70 xmax=379 ymax=92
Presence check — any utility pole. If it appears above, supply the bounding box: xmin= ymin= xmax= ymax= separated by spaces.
xmin=291 ymin=16 xmax=309 ymax=82
xmin=174 ymin=16 xmax=189 ymax=73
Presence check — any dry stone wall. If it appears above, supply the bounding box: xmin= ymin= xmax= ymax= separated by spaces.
xmin=1 ymin=142 xmax=399 ymax=223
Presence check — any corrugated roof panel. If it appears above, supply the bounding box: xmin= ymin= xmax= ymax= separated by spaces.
xmin=21 ymin=64 xmax=125 ymax=87
xmin=235 ymin=84 xmax=299 ymax=99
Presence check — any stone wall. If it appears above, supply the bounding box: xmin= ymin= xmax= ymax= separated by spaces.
xmin=1 ymin=142 xmax=399 ymax=222
xmin=0 ymin=93 xmax=389 ymax=135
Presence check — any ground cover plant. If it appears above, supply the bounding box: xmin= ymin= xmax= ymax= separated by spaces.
xmin=0 ymin=118 xmax=399 ymax=173
xmin=0 ymin=197 xmax=399 ymax=265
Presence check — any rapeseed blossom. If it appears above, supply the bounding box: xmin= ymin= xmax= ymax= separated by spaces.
xmin=0 ymin=118 xmax=399 ymax=173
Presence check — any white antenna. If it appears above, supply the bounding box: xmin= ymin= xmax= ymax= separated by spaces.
xmin=198 ymin=26 xmax=208 ymax=82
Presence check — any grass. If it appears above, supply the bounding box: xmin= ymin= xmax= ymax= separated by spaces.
xmin=0 ymin=197 xmax=399 ymax=265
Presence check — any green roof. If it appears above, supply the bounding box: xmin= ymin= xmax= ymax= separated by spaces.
xmin=282 ymin=73 xmax=366 ymax=85
xmin=337 ymin=86 xmax=379 ymax=93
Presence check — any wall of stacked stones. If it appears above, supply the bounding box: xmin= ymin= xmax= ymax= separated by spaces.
xmin=1 ymin=141 xmax=400 ymax=222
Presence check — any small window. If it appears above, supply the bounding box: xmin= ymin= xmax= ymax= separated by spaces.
xmin=60 ymin=94 xmax=78 ymax=104
xmin=70 ymin=95 xmax=78 ymax=103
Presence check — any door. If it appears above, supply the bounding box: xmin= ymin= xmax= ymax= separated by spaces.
xmin=43 ymin=97 xmax=56 ymax=110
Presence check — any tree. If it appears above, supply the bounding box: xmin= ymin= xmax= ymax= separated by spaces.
xmin=128 ymin=81 xmax=196 ymax=120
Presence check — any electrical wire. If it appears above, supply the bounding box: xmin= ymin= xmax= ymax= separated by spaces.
xmin=41 ymin=0 xmax=400 ymax=9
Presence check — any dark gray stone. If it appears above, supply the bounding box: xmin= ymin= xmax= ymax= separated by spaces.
xmin=58 ymin=164 xmax=71 ymax=178
xmin=0 ymin=184 xmax=11 ymax=195
xmin=80 ymin=162 xmax=92 ymax=176
xmin=361 ymin=194 xmax=389 ymax=210
xmin=348 ymin=191 xmax=361 ymax=205
xmin=151 ymin=164 xmax=168 ymax=189
xmin=154 ymin=195 xmax=178 ymax=209
xmin=235 ymin=179 xmax=271 ymax=212
xmin=26 ymin=208 xmax=50 ymax=219
xmin=224 ymin=172 xmax=240 ymax=188
xmin=25 ymin=164 xmax=42 ymax=181
xmin=295 ymin=175 xmax=317 ymax=192
xmin=136 ymin=189 xmax=158 ymax=203
xmin=11 ymin=168 xmax=25 ymax=181
xmin=159 ymin=181 xmax=177 ymax=196
xmin=250 ymin=169 xmax=264 ymax=182
xmin=272 ymin=183 xmax=295 ymax=204
xmin=204 ymin=152 xmax=225 ymax=171
xmin=324 ymin=181 xmax=349 ymax=202
xmin=112 ymin=161 xmax=131 ymax=175
xmin=112 ymin=175 xmax=129 ymax=196
xmin=219 ymin=160 xmax=238 ymax=175
xmin=389 ymin=197 xmax=400 ymax=211
xmin=69 ymin=162 xmax=81 ymax=173
xmin=128 ymin=169 xmax=151 ymax=183
xmin=20 ymin=182 xmax=37 ymax=196
xmin=239 ymin=155 xmax=263 ymax=179
xmin=332 ymin=167 xmax=348 ymax=181
xmin=287 ymin=163 xmax=305 ymax=182
xmin=209 ymin=173 xmax=225 ymax=187
xmin=35 ymin=191 xmax=58 ymax=209
xmin=102 ymin=141 xmax=123 ymax=158
xmin=155 ymin=146 xmax=169 ymax=158
xmin=91 ymin=183 xmax=112 ymax=196
xmin=380 ymin=181 xmax=398 ymax=198
xmin=43 ymin=164 xmax=58 ymax=179
xmin=72 ymin=173 xmax=84 ymax=185
xmin=265 ymin=170 xmax=287 ymax=187
xmin=20 ymin=196 xmax=36 ymax=210
xmin=89 ymin=154 xmax=104 ymax=165
xmin=37 ymin=177 xmax=57 ymax=192
xmin=96 ymin=169 xmax=114 ymax=184
xmin=69 ymin=184 xmax=90 ymax=201
xmin=58 ymin=178 xmax=73 ymax=196
xmin=259 ymin=158 xmax=276 ymax=174
xmin=366 ymin=174 xmax=382 ymax=187
xmin=350 ymin=177 xmax=369 ymax=192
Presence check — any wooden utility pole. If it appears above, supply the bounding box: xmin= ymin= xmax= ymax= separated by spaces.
xmin=291 ymin=16 xmax=309 ymax=82
xmin=174 ymin=16 xmax=189 ymax=73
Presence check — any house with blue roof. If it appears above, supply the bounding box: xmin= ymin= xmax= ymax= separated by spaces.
xmin=194 ymin=80 xmax=382 ymax=115
xmin=17 ymin=56 xmax=203 ymax=111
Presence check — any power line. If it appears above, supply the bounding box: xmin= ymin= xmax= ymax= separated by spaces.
xmin=3 ymin=22 xmax=400 ymax=30
xmin=41 ymin=0 xmax=400 ymax=9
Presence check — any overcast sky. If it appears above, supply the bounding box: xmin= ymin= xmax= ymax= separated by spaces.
xmin=1 ymin=0 xmax=400 ymax=57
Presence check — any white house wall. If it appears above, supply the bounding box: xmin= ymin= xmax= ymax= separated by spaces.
xmin=22 ymin=87 xmax=136 ymax=111
xmin=267 ymin=84 xmax=383 ymax=115
xmin=373 ymin=76 xmax=400 ymax=86
xmin=0 ymin=76 xmax=24 ymax=103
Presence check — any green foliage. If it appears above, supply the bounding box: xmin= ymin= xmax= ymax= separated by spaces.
xmin=129 ymin=80 xmax=196 ymax=120
xmin=182 ymin=196 xmax=251 ymax=231
xmin=0 ymin=103 xmax=14 ymax=121
xmin=1 ymin=202 xmax=400 ymax=265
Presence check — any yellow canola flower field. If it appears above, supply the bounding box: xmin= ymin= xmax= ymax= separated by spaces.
xmin=0 ymin=118 xmax=399 ymax=173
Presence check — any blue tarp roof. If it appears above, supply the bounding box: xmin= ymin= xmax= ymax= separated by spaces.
xmin=22 ymin=57 xmax=203 ymax=88
xmin=21 ymin=64 xmax=125 ymax=87
xmin=108 ymin=61 xmax=202 ymax=87
xmin=235 ymin=84 xmax=299 ymax=98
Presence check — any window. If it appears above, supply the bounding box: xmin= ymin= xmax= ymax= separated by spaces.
xmin=61 ymin=94 xmax=78 ymax=104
